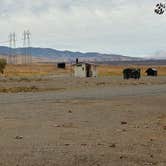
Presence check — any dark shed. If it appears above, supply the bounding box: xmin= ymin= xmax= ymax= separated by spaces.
xmin=123 ymin=68 xmax=141 ymax=79
xmin=57 ymin=63 xmax=66 ymax=69
xmin=145 ymin=68 xmax=157 ymax=76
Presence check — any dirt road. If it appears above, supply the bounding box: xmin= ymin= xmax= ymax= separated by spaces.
xmin=0 ymin=83 xmax=166 ymax=104
xmin=0 ymin=78 xmax=166 ymax=166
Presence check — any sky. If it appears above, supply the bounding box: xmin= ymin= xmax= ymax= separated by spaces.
xmin=0 ymin=0 xmax=166 ymax=58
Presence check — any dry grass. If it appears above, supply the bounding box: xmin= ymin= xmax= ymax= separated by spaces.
xmin=2 ymin=63 xmax=166 ymax=77
xmin=98 ymin=65 xmax=125 ymax=76
xmin=0 ymin=86 xmax=39 ymax=93
xmin=4 ymin=63 xmax=71 ymax=77
xmin=0 ymin=86 xmax=65 ymax=93
xmin=98 ymin=65 xmax=166 ymax=76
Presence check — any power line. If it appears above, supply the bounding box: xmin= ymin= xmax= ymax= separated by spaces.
xmin=0 ymin=31 xmax=32 ymax=65
xmin=0 ymin=40 xmax=10 ymax=44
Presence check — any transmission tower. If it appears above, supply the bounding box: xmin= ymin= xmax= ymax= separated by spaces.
xmin=8 ymin=33 xmax=12 ymax=64
xmin=27 ymin=30 xmax=31 ymax=64
xmin=23 ymin=30 xmax=26 ymax=64
xmin=13 ymin=32 xmax=17 ymax=64
xmin=8 ymin=32 xmax=17 ymax=64
xmin=22 ymin=30 xmax=32 ymax=64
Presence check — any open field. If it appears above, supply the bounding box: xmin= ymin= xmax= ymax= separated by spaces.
xmin=0 ymin=63 xmax=166 ymax=93
xmin=2 ymin=63 xmax=166 ymax=77
xmin=0 ymin=64 xmax=166 ymax=165
xmin=98 ymin=65 xmax=166 ymax=76
xmin=3 ymin=64 xmax=72 ymax=77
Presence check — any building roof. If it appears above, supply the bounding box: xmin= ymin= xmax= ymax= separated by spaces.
xmin=146 ymin=68 xmax=157 ymax=72
xmin=72 ymin=62 xmax=97 ymax=66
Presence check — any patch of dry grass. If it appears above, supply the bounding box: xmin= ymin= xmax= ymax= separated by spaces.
xmin=98 ymin=65 xmax=166 ymax=76
xmin=98 ymin=65 xmax=125 ymax=76
xmin=4 ymin=63 xmax=71 ymax=77
xmin=0 ymin=86 xmax=65 ymax=93
xmin=0 ymin=86 xmax=39 ymax=93
xmin=2 ymin=63 xmax=166 ymax=77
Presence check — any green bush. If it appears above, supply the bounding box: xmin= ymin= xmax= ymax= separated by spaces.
xmin=0 ymin=59 xmax=7 ymax=74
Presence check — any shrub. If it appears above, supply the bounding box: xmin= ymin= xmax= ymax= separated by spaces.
xmin=0 ymin=59 xmax=7 ymax=74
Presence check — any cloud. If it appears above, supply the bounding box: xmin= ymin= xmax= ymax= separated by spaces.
xmin=0 ymin=0 xmax=165 ymax=57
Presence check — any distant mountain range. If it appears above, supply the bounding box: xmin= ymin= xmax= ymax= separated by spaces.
xmin=152 ymin=50 xmax=166 ymax=59
xmin=0 ymin=46 xmax=143 ymax=62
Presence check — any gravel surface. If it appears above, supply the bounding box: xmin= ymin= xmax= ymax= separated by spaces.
xmin=0 ymin=76 xmax=166 ymax=166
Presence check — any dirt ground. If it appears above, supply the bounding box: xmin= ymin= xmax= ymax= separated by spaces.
xmin=0 ymin=73 xmax=166 ymax=166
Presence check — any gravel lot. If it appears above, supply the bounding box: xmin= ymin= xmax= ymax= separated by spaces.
xmin=0 ymin=76 xmax=166 ymax=166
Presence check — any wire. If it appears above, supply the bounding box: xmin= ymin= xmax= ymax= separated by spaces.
xmin=0 ymin=38 xmax=26 ymax=45
xmin=0 ymin=40 xmax=9 ymax=44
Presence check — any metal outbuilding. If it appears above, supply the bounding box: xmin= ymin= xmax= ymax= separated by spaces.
xmin=57 ymin=62 xmax=66 ymax=69
xmin=145 ymin=68 xmax=157 ymax=76
xmin=123 ymin=68 xmax=141 ymax=79
xmin=73 ymin=62 xmax=97 ymax=77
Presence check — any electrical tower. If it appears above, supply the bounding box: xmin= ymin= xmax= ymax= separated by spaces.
xmin=23 ymin=30 xmax=32 ymax=64
xmin=8 ymin=32 xmax=17 ymax=64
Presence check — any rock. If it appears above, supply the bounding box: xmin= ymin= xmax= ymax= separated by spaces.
xmin=122 ymin=129 xmax=127 ymax=132
xmin=150 ymin=155 xmax=154 ymax=158
xmin=116 ymin=129 xmax=122 ymax=132
xmin=81 ymin=143 xmax=87 ymax=146
xmin=68 ymin=110 xmax=72 ymax=113
xmin=64 ymin=144 xmax=70 ymax=146
xmin=134 ymin=125 xmax=140 ymax=128
xmin=121 ymin=121 xmax=127 ymax=125
xmin=53 ymin=124 xmax=61 ymax=127
xmin=109 ymin=144 xmax=116 ymax=148
xmin=15 ymin=136 xmax=23 ymax=140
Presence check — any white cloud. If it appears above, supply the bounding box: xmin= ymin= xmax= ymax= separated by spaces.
xmin=0 ymin=0 xmax=165 ymax=57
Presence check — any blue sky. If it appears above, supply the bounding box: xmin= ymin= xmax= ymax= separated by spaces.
xmin=0 ymin=0 xmax=165 ymax=58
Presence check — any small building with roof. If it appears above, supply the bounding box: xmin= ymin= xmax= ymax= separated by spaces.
xmin=145 ymin=68 xmax=157 ymax=76
xmin=123 ymin=68 xmax=141 ymax=79
xmin=73 ymin=62 xmax=97 ymax=77
xmin=57 ymin=62 xmax=66 ymax=69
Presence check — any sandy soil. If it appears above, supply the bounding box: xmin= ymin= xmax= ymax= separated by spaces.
xmin=0 ymin=76 xmax=166 ymax=166
xmin=0 ymin=75 xmax=166 ymax=93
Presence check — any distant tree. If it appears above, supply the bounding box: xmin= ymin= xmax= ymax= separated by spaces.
xmin=0 ymin=59 xmax=7 ymax=74
xmin=154 ymin=2 xmax=166 ymax=15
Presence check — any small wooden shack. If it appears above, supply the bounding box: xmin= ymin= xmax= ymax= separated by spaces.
xmin=145 ymin=68 xmax=157 ymax=76
xmin=57 ymin=62 xmax=66 ymax=69
xmin=123 ymin=68 xmax=141 ymax=79
xmin=73 ymin=62 xmax=97 ymax=77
